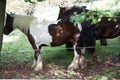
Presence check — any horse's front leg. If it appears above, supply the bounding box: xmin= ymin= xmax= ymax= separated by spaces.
xmin=68 ymin=43 xmax=80 ymax=69
xmin=68 ymin=37 xmax=87 ymax=69
xmin=27 ymin=33 xmax=43 ymax=71
xmin=68 ymin=33 xmax=81 ymax=69
xmin=100 ymin=39 xmax=108 ymax=46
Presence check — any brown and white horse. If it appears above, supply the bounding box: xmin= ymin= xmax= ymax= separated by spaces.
xmin=58 ymin=6 xmax=97 ymax=60
xmin=58 ymin=6 xmax=108 ymax=46
xmin=4 ymin=13 xmax=87 ymax=71
xmin=58 ymin=6 xmax=120 ymax=61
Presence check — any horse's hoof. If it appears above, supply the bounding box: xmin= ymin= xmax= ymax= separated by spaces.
xmin=34 ymin=68 xmax=42 ymax=71
xmin=80 ymin=64 xmax=86 ymax=69
xmin=68 ymin=65 xmax=79 ymax=70
xmin=79 ymin=61 xmax=87 ymax=69
xmin=31 ymin=64 xmax=36 ymax=69
xmin=34 ymin=66 xmax=43 ymax=71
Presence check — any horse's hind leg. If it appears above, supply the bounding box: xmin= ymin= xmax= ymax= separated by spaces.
xmin=79 ymin=48 xmax=87 ymax=69
xmin=100 ymin=39 xmax=108 ymax=46
xmin=34 ymin=47 xmax=43 ymax=71
xmin=27 ymin=33 xmax=43 ymax=71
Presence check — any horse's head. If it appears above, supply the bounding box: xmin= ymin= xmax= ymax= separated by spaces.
xmin=4 ymin=13 xmax=14 ymax=35
xmin=58 ymin=6 xmax=88 ymax=20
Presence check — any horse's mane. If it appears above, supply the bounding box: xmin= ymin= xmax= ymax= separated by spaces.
xmin=63 ymin=6 xmax=88 ymax=16
xmin=58 ymin=14 xmax=71 ymax=24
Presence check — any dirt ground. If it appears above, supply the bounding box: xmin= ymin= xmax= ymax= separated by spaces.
xmin=0 ymin=54 xmax=120 ymax=79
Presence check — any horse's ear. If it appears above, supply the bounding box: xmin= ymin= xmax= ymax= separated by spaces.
xmin=6 ymin=12 xmax=14 ymax=18
xmin=10 ymin=12 xmax=13 ymax=14
xmin=10 ymin=12 xmax=14 ymax=15
xmin=81 ymin=6 xmax=87 ymax=9
xmin=6 ymin=12 xmax=14 ymax=15
xmin=58 ymin=5 xmax=66 ymax=9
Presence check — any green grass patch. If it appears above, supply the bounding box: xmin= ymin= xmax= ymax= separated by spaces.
xmin=0 ymin=30 xmax=120 ymax=79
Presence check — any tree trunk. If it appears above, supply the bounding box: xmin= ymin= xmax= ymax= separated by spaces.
xmin=0 ymin=0 xmax=6 ymax=54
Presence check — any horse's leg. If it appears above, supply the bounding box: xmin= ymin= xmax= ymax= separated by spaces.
xmin=31 ymin=49 xmax=40 ymax=68
xmin=79 ymin=48 xmax=87 ymax=69
xmin=34 ymin=47 xmax=43 ymax=71
xmin=92 ymin=48 xmax=97 ymax=61
xmin=100 ymin=39 xmax=108 ymax=46
xmin=91 ymin=40 xmax=97 ymax=61
xmin=31 ymin=47 xmax=43 ymax=71
xmin=27 ymin=33 xmax=43 ymax=71
xmin=65 ymin=41 xmax=73 ymax=51
xmin=68 ymin=43 xmax=80 ymax=69
xmin=88 ymin=40 xmax=97 ymax=62
xmin=68 ymin=33 xmax=81 ymax=69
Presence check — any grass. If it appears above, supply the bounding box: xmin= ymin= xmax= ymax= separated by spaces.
xmin=0 ymin=30 xmax=120 ymax=79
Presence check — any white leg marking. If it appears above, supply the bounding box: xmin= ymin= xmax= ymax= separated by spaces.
xmin=68 ymin=44 xmax=79 ymax=69
xmin=79 ymin=48 xmax=87 ymax=69
xmin=78 ymin=23 xmax=82 ymax=31
xmin=81 ymin=48 xmax=86 ymax=54
xmin=31 ymin=59 xmax=37 ymax=68
xmin=34 ymin=55 xmax=43 ymax=71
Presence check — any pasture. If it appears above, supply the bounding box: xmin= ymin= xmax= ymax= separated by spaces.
xmin=0 ymin=29 xmax=120 ymax=79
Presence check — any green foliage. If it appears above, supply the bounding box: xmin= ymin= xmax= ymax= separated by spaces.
xmin=70 ymin=10 xmax=115 ymax=25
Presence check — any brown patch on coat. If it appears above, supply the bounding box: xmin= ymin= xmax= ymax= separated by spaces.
xmin=48 ymin=22 xmax=80 ymax=46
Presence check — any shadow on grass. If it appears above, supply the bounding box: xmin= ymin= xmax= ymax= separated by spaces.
xmin=1 ymin=30 xmax=120 ymax=79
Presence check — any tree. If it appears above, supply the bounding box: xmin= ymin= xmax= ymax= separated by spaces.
xmin=0 ymin=0 xmax=6 ymax=54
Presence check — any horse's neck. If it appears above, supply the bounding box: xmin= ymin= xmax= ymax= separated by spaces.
xmin=13 ymin=15 xmax=36 ymax=34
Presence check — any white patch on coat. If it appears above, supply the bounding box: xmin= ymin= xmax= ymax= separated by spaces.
xmin=78 ymin=23 xmax=82 ymax=31
xmin=30 ymin=17 xmax=59 ymax=47
xmin=81 ymin=48 xmax=86 ymax=54
xmin=12 ymin=14 xmax=60 ymax=46
xmin=115 ymin=25 xmax=119 ymax=28
xmin=31 ymin=59 xmax=36 ymax=68
xmin=79 ymin=48 xmax=86 ymax=68
xmin=13 ymin=15 xmax=36 ymax=34
xmin=79 ymin=55 xmax=86 ymax=69
xmin=68 ymin=43 xmax=79 ymax=69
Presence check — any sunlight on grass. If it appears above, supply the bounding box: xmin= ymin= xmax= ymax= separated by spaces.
xmin=3 ymin=35 xmax=20 ymax=43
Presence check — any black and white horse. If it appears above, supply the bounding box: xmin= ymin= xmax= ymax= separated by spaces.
xmin=4 ymin=13 xmax=88 ymax=71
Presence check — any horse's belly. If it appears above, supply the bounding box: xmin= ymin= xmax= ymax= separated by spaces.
xmin=30 ymin=19 xmax=53 ymax=47
xmin=35 ymin=32 xmax=52 ymax=46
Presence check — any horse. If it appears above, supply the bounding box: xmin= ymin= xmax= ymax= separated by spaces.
xmin=58 ymin=6 xmax=97 ymax=61
xmin=92 ymin=16 xmax=120 ymax=39
xmin=4 ymin=13 xmax=88 ymax=71
xmin=58 ymin=6 xmax=108 ymax=46
xmin=58 ymin=6 xmax=120 ymax=60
